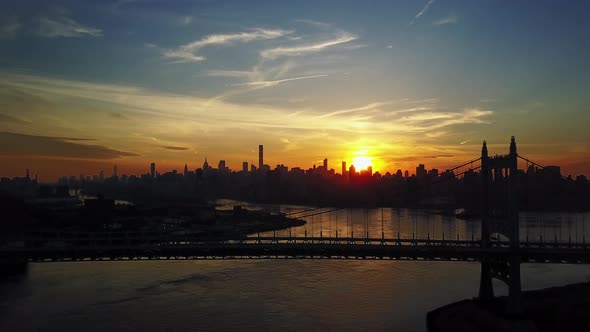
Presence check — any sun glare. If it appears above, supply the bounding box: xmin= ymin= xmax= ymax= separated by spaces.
xmin=352 ymin=156 xmax=372 ymax=171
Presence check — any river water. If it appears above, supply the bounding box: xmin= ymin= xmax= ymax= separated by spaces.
xmin=2 ymin=203 xmax=590 ymax=332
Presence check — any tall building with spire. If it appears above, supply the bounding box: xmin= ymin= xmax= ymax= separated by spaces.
xmin=150 ymin=163 xmax=156 ymax=178
xmin=183 ymin=163 xmax=188 ymax=177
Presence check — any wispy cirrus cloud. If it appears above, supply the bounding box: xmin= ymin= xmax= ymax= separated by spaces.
xmin=433 ymin=13 xmax=458 ymax=26
xmin=317 ymin=102 xmax=392 ymax=119
xmin=397 ymin=108 xmax=493 ymax=131
xmin=203 ymin=21 xmax=359 ymax=99
xmin=37 ymin=14 xmax=102 ymax=38
xmin=260 ymin=32 xmax=357 ymax=59
xmin=318 ymin=99 xmax=438 ymax=119
xmin=161 ymin=145 xmax=190 ymax=151
xmin=231 ymin=74 xmax=328 ymax=88
xmin=163 ymin=28 xmax=291 ymax=63
xmin=410 ymin=0 xmax=436 ymax=25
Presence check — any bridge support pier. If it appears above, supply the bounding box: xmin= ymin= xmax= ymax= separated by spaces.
xmin=478 ymin=259 xmax=494 ymax=301
xmin=506 ymin=255 xmax=523 ymax=316
xmin=478 ymin=137 xmax=523 ymax=316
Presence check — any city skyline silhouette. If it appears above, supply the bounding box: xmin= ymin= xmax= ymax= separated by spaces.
xmin=4 ymin=138 xmax=589 ymax=184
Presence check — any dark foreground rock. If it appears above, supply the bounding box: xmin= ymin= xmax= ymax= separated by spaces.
xmin=427 ymin=282 xmax=590 ymax=332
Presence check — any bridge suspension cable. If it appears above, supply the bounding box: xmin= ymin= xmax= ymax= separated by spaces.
xmin=446 ymin=157 xmax=482 ymax=172
xmin=430 ymin=165 xmax=482 ymax=186
xmin=518 ymin=155 xmax=570 ymax=180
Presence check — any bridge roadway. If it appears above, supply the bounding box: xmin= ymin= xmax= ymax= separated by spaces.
xmin=3 ymin=236 xmax=590 ymax=263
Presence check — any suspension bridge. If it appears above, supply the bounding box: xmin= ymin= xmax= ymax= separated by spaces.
xmin=2 ymin=136 xmax=589 ymax=314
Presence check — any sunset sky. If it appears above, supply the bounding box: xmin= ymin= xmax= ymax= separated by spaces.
xmin=1 ymin=0 xmax=589 ymax=181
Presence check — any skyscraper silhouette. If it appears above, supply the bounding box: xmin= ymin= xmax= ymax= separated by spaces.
xmin=416 ymin=164 xmax=426 ymax=178
xmin=259 ymin=145 xmax=264 ymax=169
xmin=150 ymin=163 xmax=156 ymax=178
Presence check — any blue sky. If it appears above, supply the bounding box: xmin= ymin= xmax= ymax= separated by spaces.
xmin=0 ymin=0 xmax=589 ymax=179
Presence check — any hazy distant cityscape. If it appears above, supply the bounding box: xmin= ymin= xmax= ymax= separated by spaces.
xmin=2 ymin=143 xmax=588 ymax=211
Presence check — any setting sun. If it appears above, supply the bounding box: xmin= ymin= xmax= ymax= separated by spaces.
xmin=352 ymin=156 xmax=373 ymax=171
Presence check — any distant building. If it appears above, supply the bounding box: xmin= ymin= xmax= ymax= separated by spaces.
xmin=276 ymin=164 xmax=288 ymax=175
xmin=416 ymin=164 xmax=426 ymax=178
xmin=524 ymin=162 xmax=535 ymax=175
xmin=259 ymin=145 xmax=264 ymax=169
xmin=259 ymin=164 xmax=270 ymax=174
xmin=113 ymin=164 xmax=118 ymax=178
xmin=323 ymin=158 xmax=328 ymax=170
xmin=290 ymin=167 xmax=305 ymax=176
xmin=428 ymin=168 xmax=438 ymax=177
xmin=538 ymin=166 xmax=562 ymax=179
xmin=202 ymin=158 xmax=211 ymax=176
xmin=150 ymin=163 xmax=156 ymax=178
xmin=99 ymin=170 xmax=104 ymax=181
xmin=242 ymin=162 xmax=248 ymax=173
xmin=184 ymin=163 xmax=188 ymax=177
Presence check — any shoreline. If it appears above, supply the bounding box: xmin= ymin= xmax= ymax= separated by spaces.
xmin=427 ymin=282 xmax=590 ymax=332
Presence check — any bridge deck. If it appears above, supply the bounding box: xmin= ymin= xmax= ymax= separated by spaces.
xmin=3 ymin=237 xmax=590 ymax=263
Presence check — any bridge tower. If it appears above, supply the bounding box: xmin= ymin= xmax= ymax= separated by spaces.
xmin=478 ymin=136 xmax=522 ymax=315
